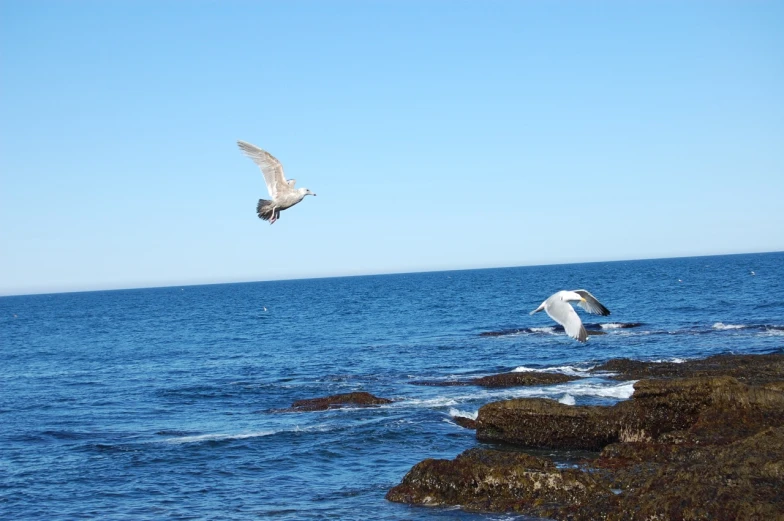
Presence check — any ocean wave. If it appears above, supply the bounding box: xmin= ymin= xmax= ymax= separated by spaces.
xmin=558 ymin=394 xmax=576 ymax=405
xmin=530 ymin=326 xmax=558 ymax=334
xmin=448 ymin=407 xmax=478 ymax=420
xmin=713 ymin=322 xmax=746 ymax=330
xmin=481 ymin=322 xmax=643 ymax=337
xmin=401 ymin=379 xmax=638 ymax=412
xmin=551 ymin=380 xmax=636 ymax=400
xmin=599 ymin=322 xmax=643 ymax=330
xmin=712 ymin=322 xmax=784 ymax=332
xmin=165 ymin=430 xmax=278 ymax=444
xmin=512 ymin=364 xmax=595 ymax=377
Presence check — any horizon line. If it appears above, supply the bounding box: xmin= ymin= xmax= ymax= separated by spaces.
xmin=1 ymin=249 xmax=780 ymax=298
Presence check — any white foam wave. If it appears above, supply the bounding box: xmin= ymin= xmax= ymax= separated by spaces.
xmin=650 ymin=357 xmax=687 ymax=364
xmin=558 ymin=394 xmax=576 ymax=405
xmin=713 ymin=322 xmax=745 ymax=330
xmin=512 ymin=365 xmax=594 ymax=377
xmin=448 ymin=407 xmax=478 ymax=420
xmin=549 ymin=381 xmax=637 ymax=400
xmin=398 ymin=396 xmax=461 ymax=408
xmin=599 ymin=323 xmax=626 ymax=330
xmin=166 ymin=430 xmax=276 ymax=444
xmin=530 ymin=326 xmax=557 ymax=334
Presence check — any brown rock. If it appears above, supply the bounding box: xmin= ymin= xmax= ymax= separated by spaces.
xmin=386 ymin=448 xmax=618 ymax=518
xmin=471 ymin=372 xmax=576 ymax=387
xmin=389 ymin=353 xmax=784 ymax=519
xmin=410 ymin=371 xmax=576 ymax=388
xmin=594 ymin=353 xmax=784 ymax=386
xmin=451 ymin=415 xmax=477 ymax=429
xmin=476 ymin=398 xmax=618 ymax=450
xmin=476 ymin=376 xmax=784 ymax=450
xmin=597 ymin=427 xmax=784 ymax=521
xmin=286 ymin=391 xmax=392 ymax=412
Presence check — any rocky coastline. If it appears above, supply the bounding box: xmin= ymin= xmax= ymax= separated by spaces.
xmin=386 ymin=352 xmax=784 ymax=520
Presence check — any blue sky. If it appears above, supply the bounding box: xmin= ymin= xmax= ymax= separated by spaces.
xmin=1 ymin=1 xmax=782 ymax=295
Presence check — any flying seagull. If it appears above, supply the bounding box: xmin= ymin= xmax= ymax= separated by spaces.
xmin=237 ymin=140 xmax=316 ymax=224
xmin=530 ymin=290 xmax=610 ymax=342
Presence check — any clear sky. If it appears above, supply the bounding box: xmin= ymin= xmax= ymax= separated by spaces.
xmin=1 ymin=1 xmax=782 ymax=296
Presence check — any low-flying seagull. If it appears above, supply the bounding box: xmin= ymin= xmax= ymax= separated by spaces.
xmin=530 ymin=290 xmax=610 ymax=342
xmin=237 ymin=141 xmax=316 ymax=224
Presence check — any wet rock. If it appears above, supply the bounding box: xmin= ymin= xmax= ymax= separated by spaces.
xmin=408 ymin=379 xmax=472 ymax=387
xmin=410 ymin=372 xmax=576 ymax=388
xmin=476 ymin=376 xmax=784 ymax=449
xmin=594 ymin=353 xmax=784 ymax=386
xmin=385 ymin=448 xmax=618 ymax=518
xmin=479 ymin=328 xmax=527 ymax=337
xmin=390 ymin=356 xmax=784 ymax=519
xmin=451 ymin=415 xmax=477 ymax=429
xmin=285 ymin=392 xmax=392 ymax=412
xmin=593 ymin=427 xmax=784 ymax=521
xmin=476 ymin=398 xmax=617 ymax=450
xmin=471 ymin=372 xmax=575 ymax=388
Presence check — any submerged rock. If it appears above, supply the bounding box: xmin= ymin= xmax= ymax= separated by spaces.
xmin=410 ymin=371 xmax=575 ymax=388
xmin=471 ymin=372 xmax=575 ymax=387
xmin=283 ymin=392 xmax=392 ymax=412
xmin=451 ymin=415 xmax=477 ymax=429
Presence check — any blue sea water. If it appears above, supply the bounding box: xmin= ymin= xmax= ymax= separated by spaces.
xmin=1 ymin=252 xmax=782 ymax=520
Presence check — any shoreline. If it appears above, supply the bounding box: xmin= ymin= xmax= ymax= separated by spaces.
xmin=386 ymin=351 xmax=784 ymax=520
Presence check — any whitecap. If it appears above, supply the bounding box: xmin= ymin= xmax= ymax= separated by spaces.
xmin=713 ymin=322 xmax=746 ymax=330
xmin=554 ymin=381 xmax=637 ymax=400
xmin=650 ymin=357 xmax=687 ymax=364
xmin=558 ymin=394 xmax=576 ymax=405
xmin=530 ymin=326 xmax=557 ymax=334
xmin=448 ymin=407 xmax=478 ymax=420
xmin=512 ymin=364 xmax=594 ymax=377
xmin=166 ymin=430 xmax=276 ymax=444
xmin=598 ymin=322 xmax=643 ymax=330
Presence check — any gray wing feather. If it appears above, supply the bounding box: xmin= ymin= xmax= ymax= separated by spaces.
xmin=574 ymin=289 xmax=610 ymax=316
xmin=546 ymin=300 xmax=588 ymax=342
xmin=237 ymin=141 xmax=290 ymax=199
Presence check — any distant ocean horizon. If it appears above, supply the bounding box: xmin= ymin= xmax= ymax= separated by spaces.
xmin=4 ymin=249 xmax=782 ymax=298
xmin=2 ymin=251 xmax=782 ymax=519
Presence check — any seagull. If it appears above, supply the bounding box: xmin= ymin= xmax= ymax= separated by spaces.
xmin=530 ymin=290 xmax=610 ymax=342
xmin=237 ymin=141 xmax=316 ymax=224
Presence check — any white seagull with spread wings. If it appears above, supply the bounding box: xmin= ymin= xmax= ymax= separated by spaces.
xmin=237 ymin=140 xmax=316 ymax=224
xmin=530 ymin=290 xmax=611 ymax=342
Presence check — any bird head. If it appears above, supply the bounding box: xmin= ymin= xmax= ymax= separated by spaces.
xmin=561 ymin=291 xmax=585 ymax=303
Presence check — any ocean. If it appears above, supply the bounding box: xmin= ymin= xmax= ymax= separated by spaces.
xmin=1 ymin=252 xmax=782 ymax=520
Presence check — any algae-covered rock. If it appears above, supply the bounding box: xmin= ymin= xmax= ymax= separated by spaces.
xmin=410 ymin=371 xmax=575 ymax=388
xmin=476 ymin=398 xmax=617 ymax=450
xmin=390 ymin=353 xmax=784 ymax=519
xmin=284 ymin=392 xmax=392 ymax=412
xmin=385 ymin=448 xmax=617 ymax=518
xmin=476 ymin=376 xmax=783 ymax=449
xmin=471 ymin=372 xmax=575 ymax=388
xmin=595 ymin=353 xmax=784 ymax=386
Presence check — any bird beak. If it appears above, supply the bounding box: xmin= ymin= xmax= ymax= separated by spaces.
xmin=312 ymin=193 xmax=317 ymax=196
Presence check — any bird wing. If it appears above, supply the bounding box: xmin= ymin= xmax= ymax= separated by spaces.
xmin=237 ymin=141 xmax=290 ymax=199
xmin=573 ymin=289 xmax=611 ymax=316
xmin=547 ymin=300 xmax=588 ymax=342
xmin=529 ymin=300 xmax=547 ymax=315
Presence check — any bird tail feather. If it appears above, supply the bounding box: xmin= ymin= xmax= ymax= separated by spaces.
xmin=257 ymin=199 xmax=274 ymax=221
